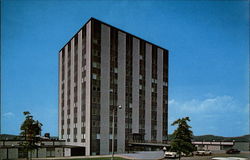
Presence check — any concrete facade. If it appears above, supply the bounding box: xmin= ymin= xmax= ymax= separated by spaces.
xmin=117 ymin=31 xmax=126 ymax=153
xmin=58 ymin=18 xmax=169 ymax=156
xmin=132 ymin=37 xmax=140 ymax=134
xmin=145 ymin=44 xmax=152 ymax=141
xmin=100 ymin=24 xmax=110 ymax=154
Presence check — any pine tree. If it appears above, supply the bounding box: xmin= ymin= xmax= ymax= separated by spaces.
xmin=170 ymin=117 xmax=195 ymax=160
xmin=20 ymin=111 xmax=43 ymax=160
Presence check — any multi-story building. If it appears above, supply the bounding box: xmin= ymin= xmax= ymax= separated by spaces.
xmin=58 ymin=18 xmax=168 ymax=156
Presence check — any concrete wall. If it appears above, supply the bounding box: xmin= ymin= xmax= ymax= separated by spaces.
xmin=207 ymin=145 xmax=221 ymax=151
xmin=100 ymin=24 xmax=111 ymax=155
xmin=59 ymin=50 xmax=62 ymax=140
xmin=38 ymin=148 xmax=47 ymax=158
xmin=55 ymin=147 xmax=64 ymax=157
xmin=117 ymin=31 xmax=126 ymax=153
xmin=234 ymin=142 xmax=250 ymax=151
xmin=195 ymin=142 xmax=250 ymax=151
xmin=85 ymin=20 xmax=92 ymax=156
xmin=145 ymin=43 xmax=152 ymax=141
xmin=132 ymin=37 xmax=140 ymax=134
xmin=0 ymin=140 xmax=66 ymax=159
xmin=77 ymin=27 xmax=83 ymax=146
xmin=156 ymin=48 xmax=163 ymax=142
xmin=64 ymin=148 xmax=71 ymax=156
xmin=0 ymin=149 xmax=7 ymax=160
xmin=0 ymin=148 xmax=58 ymax=159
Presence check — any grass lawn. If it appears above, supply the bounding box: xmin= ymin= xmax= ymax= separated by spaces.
xmin=71 ymin=157 xmax=128 ymax=160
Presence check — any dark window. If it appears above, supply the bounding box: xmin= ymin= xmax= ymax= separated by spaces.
xmin=46 ymin=148 xmax=55 ymax=157
xmin=68 ymin=43 xmax=71 ymax=55
xmin=74 ymin=128 xmax=77 ymax=134
xmin=18 ymin=148 xmax=28 ymax=158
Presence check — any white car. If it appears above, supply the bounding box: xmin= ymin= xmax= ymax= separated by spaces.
xmin=164 ymin=151 xmax=180 ymax=158
xmin=195 ymin=150 xmax=212 ymax=156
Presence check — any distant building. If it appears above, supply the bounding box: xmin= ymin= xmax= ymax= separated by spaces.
xmin=58 ymin=18 xmax=169 ymax=156
xmin=193 ymin=141 xmax=250 ymax=151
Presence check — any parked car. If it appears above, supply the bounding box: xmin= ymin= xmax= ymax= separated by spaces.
xmin=195 ymin=150 xmax=212 ymax=156
xmin=164 ymin=151 xmax=180 ymax=158
xmin=181 ymin=152 xmax=194 ymax=157
xmin=226 ymin=148 xmax=240 ymax=154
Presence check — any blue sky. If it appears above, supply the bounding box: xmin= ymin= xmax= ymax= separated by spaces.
xmin=1 ymin=0 xmax=249 ymax=137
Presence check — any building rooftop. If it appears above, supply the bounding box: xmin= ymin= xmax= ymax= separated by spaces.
xmin=60 ymin=17 xmax=169 ymax=52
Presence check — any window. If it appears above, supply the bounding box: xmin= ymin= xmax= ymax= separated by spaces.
xmin=139 ymin=85 xmax=142 ymax=90
xmin=163 ymin=82 xmax=168 ymax=86
xmin=93 ymin=73 xmax=97 ymax=80
xmin=93 ymin=39 xmax=99 ymax=45
xmin=152 ymin=88 xmax=155 ymax=92
xmin=93 ymin=49 xmax=100 ymax=57
xmin=139 ymin=75 xmax=143 ymax=80
xmin=46 ymin=148 xmax=55 ymax=157
xmin=93 ymin=62 xmax=100 ymax=69
xmin=129 ymin=103 xmax=132 ymax=108
xmin=140 ymin=55 xmax=143 ymax=60
xmin=152 ymin=78 xmax=157 ymax=83
xmin=96 ymin=134 xmax=100 ymax=139
xmin=18 ymin=148 xmax=28 ymax=158
xmin=74 ymin=117 xmax=77 ymax=123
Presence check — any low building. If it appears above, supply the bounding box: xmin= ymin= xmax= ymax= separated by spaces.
xmin=0 ymin=134 xmax=69 ymax=160
xmin=193 ymin=141 xmax=250 ymax=151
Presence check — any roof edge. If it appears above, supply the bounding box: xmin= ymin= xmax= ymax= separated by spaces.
xmin=58 ymin=17 xmax=169 ymax=53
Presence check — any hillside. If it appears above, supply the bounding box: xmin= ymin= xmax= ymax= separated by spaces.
xmin=168 ymin=134 xmax=250 ymax=142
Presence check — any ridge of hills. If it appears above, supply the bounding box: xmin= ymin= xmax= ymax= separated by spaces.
xmin=168 ymin=134 xmax=250 ymax=142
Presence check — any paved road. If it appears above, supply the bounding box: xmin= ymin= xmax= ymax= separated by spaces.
xmin=163 ymin=153 xmax=250 ymax=160
xmin=121 ymin=151 xmax=250 ymax=160
xmin=163 ymin=156 xmax=212 ymax=160
xmin=33 ymin=151 xmax=250 ymax=160
xmin=122 ymin=151 xmax=165 ymax=159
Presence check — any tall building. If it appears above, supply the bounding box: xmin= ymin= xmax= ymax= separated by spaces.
xmin=58 ymin=18 xmax=168 ymax=156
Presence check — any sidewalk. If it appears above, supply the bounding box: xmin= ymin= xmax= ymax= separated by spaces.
xmin=121 ymin=151 xmax=165 ymax=160
xmin=33 ymin=151 xmax=165 ymax=160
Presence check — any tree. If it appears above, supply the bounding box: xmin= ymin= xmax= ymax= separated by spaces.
xmin=170 ymin=117 xmax=195 ymax=160
xmin=20 ymin=111 xmax=43 ymax=160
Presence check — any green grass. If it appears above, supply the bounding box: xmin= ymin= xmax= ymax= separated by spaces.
xmin=71 ymin=157 xmax=128 ymax=160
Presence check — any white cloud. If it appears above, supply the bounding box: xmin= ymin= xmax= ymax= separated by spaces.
xmin=169 ymin=99 xmax=176 ymax=105
xmin=3 ymin=112 xmax=15 ymax=117
xmin=170 ymin=95 xmax=239 ymax=113
xmin=168 ymin=95 xmax=249 ymax=136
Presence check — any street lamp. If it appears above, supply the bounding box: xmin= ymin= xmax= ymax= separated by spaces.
xmin=111 ymin=105 xmax=122 ymax=160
